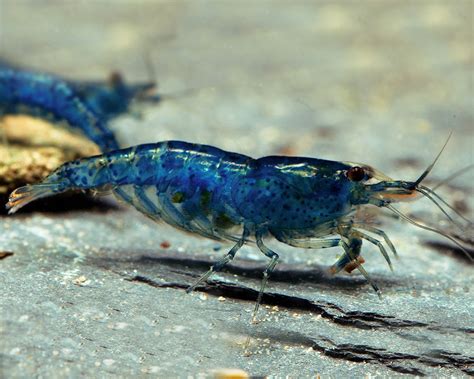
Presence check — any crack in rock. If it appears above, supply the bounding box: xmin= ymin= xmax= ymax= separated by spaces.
xmin=310 ymin=336 xmax=474 ymax=376
xmin=125 ymin=274 xmax=470 ymax=335
xmin=246 ymin=328 xmax=473 ymax=377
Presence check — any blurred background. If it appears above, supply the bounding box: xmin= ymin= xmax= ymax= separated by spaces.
xmin=1 ymin=1 xmax=472 ymax=167
xmin=0 ymin=1 xmax=473 ymax=377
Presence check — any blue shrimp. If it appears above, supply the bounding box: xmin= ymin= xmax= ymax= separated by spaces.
xmin=0 ymin=59 xmax=161 ymax=123
xmin=6 ymin=139 xmax=471 ymax=319
xmin=0 ymin=64 xmax=119 ymax=152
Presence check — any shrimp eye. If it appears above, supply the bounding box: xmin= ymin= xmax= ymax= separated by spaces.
xmin=347 ymin=166 xmax=366 ymax=181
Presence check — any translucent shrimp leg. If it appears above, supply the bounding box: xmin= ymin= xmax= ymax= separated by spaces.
xmin=353 ymin=223 xmax=398 ymax=257
xmin=244 ymin=231 xmax=282 ymax=353
xmin=251 ymin=230 xmax=280 ymax=323
xmin=353 ymin=230 xmax=393 ymax=271
xmin=341 ymin=237 xmax=381 ymax=298
xmin=186 ymin=226 xmax=250 ymax=293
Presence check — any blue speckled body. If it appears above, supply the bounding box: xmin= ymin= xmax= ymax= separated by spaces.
xmin=9 ymin=137 xmax=462 ymax=300
xmin=8 ymin=139 xmax=426 ymax=297
xmin=0 ymin=67 xmax=119 ymax=152
xmin=48 ymin=141 xmax=355 ymax=241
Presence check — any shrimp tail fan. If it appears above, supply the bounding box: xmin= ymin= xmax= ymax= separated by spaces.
xmin=6 ymin=184 xmax=62 ymax=214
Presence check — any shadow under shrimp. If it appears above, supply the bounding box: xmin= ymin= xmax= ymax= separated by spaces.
xmin=122 ymin=271 xmax=421 ymax=331
xmin=87 ymin=249 xmax=404 ymax=291
xmin=423 ymin=240 xmax=474 ymax=264
xmin=0 ymin=192 xmax=119 ymax=215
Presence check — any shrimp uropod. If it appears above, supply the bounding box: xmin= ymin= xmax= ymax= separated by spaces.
xmin=6 ymin=138 xmax=472 ymax=320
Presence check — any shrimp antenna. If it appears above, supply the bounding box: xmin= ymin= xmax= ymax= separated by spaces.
xmin=415 ymin=187 xmax=465 ymax=231
xmin=432 ymin=163 xmax=474 ymax=190
xmin=419 ymin=185 xmax=472 ymax=225
xmin=412 ymin=132 xmax=452 ymax=188
xmin=386 ymin=204 xmax=473 ymax=262
xmin=140 ymin=49 xmax=209 ymax=102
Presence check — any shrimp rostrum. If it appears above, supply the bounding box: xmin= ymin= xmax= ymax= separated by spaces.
xmin=6 ymin=139 xmax=471 ymax=317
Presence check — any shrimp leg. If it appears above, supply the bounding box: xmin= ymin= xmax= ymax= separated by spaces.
xmin=340 ymin=235 xmax=381 ymax=298
xmin=353 ymin=230 xmax=393 ymax=271
xmin=353 ymin=223 xmax=398 ymax=257
xmin=186 ymin=226 xmax=250 ymax=293
xmin=252 ymin=230 xmax=280 ymax=323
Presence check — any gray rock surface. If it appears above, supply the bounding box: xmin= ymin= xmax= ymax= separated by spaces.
xmin=0 ymin=1 xmax=473 ymax=377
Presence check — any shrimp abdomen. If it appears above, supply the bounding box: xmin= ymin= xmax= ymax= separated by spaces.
xmin=6 ymin=141 xmax=250 ymax=241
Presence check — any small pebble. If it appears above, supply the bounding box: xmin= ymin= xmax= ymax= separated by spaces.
xmin=213 ymin=368 xmax=249 ymax=379
xmin=160 ymin=241 xmax=171 ymax=249
xmin=73 ymin=276 xmax=89 ymax=286
xmin=103 ymin=359 xmax=115 ymax=367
